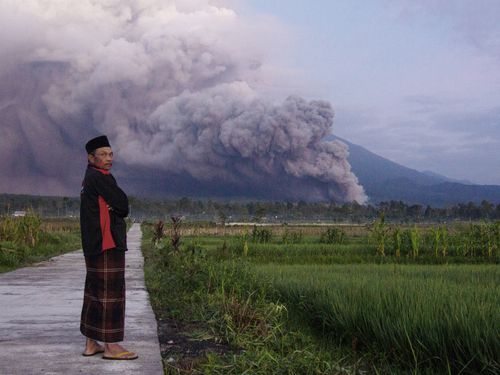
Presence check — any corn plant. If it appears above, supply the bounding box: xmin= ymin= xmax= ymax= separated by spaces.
xmin=0 ymin=211 xmax=41 ymax=247
xmin=282 ymin=229 xmax=304 ymax=244
xmin=410 ymin=225 xmax=419 ymax=259
xmin=461 ymin=229 xmax=474 ymax=257
xmin=461 ymin=223 xmax=497 ymax=258
xmin=319 ymin=228 xmax=345 ymax=245
xmin=370 ymin=212 xmax=390 ymax=256
xmin=490 ymin=222 xmax=499 ymax=258
xmin=431 ymin=227 xmax=441 ymax=257
xmin=392 ymin=226 xmax=402 ymax=258
xmin=251 ymin=225 xmax=272 ymax=243
xmin=0 ymin=216 xmax=17 ymax=242
xmin=440 ymin=226 xmax=448 ymax=257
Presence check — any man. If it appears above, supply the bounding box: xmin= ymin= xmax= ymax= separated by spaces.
xmin=80 ymin=135 xmax=138 ymax=360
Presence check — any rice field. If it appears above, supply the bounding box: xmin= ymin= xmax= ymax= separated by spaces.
xmin=145 ymin=220 xmax=500 ymax=374
xmin=255 ymin=263 xmax=499 ymax=373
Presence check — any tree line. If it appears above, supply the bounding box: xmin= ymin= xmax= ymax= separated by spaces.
xmin=1 ymin=193 xmax=500 ymax=222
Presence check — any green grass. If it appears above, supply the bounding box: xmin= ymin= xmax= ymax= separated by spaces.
xmin=0 ymin=219 xmax=81 ymax=273
xmin=142 ymin=224 xmax=380 ymax=375
xmin=142 ymin=222 xmax=500 ymax=374
xmin=190 ymin=234 xmax=498 ymax=265
xmin=255 ymin=264 xmax=500 ymax=374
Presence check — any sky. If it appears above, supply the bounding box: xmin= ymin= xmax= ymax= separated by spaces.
xmin=245 ymin=0 xmax=500 ymax=185
xmin=1 ymin=0 xmax=499 ymax=201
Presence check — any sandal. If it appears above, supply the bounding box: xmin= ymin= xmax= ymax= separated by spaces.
xmin=102 ymin=351 xmax=138 ymax=360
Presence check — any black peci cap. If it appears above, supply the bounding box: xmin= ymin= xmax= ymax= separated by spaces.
xmin=85 ymin=135 xmax=111 ymax=154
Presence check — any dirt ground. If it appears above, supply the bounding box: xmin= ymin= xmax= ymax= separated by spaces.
xmin=157 ymin=316 xmax=236 ymax=373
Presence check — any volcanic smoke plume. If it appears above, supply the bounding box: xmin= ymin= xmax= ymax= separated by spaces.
xmin=0 ymin=0 xmax=367 ymax=203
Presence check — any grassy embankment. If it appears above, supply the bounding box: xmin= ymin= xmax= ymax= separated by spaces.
xmin=142 ymin=221 xmax=499 ymax=374
xmin=0 ymin=214 xmax=81 ymax=273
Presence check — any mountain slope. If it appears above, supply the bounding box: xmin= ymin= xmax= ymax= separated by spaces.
xmin=327 ymin=135 xmax=500 ymax=205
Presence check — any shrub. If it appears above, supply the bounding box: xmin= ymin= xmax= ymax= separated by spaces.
xmin=319 ymin=227 xmax=346 ymax=245
xmin=251 ymin=225 xmax=272 ymax=243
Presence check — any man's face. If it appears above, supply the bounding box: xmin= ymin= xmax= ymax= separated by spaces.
xmin=88 ymin=147 xmax=113 ymax=170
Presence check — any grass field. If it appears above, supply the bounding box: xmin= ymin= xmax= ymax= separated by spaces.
xmin=256 ymin=264 xmax=499 ymax=373
xmin=143 ymin=221 xmax=499 ymax=374
xmin=0 ymin=215 xmax=81 ymax=273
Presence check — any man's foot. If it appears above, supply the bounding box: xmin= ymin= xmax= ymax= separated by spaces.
xmin=103 ymin=343 xmax=138 ymax=360
xmin=82 ymin=339 xmax=105 ymax=356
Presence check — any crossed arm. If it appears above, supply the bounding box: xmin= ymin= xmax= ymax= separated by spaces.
xmin=92 ymin=174 xmax=129 ymax=218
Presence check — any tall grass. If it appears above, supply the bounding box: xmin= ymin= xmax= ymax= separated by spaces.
xmin=255 ymin=264 xmax=500 ymax=374
xmin=142 ymin=221 xmax=500 ymax=374
xmin=203 ymin=235 xmax=498 ymax=265
xmin=0 ymin=212 xmax=41 ymax=246
xmin=190 ymin=223 xmax=499 ymax=264
xmin=0 ymin=215 xmax=80 ymax=272
xmin=141 ymin=223 xmax=355 ymax=374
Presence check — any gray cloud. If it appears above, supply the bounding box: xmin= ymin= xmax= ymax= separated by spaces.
xmin=0 ymin=0 xmax=366 ymax=202
xmin=389 ymin=0 xmax=500 ymax=59
xmin=335 ymin=101 xmax=500 ymax=185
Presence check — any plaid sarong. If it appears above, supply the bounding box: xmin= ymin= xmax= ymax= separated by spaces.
xmin=80 ymin=249 xmax=125 ymax=343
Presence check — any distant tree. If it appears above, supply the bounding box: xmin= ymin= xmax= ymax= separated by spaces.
xmin=466 ymin=202 xmax=481 ymax=220
xmin=407 ymin=204 xmax=423 ymax=220
xmin=480 ymin=200 xmax=494 ymax=219
xmin=195 ymin=200 xmax=205 ymax=212
xmin=216 ymin=209 xmax=227 ymax=225
xmin=62 ymin=197 xmax=69 ymax=216
xmin=178 ymin=197 xmax=191 ymax=211
xmin=253 ymin=206 xmax=267 ymax=223
xmin=495 ymin=204 xmax=500 ymax=219
xmin=424 ymin=205 xmax=433 ymax=219
xmin=297 ymin=200 xmax=307 ymax=208
xmin=246 ymin=202 xmax=255 ymax=216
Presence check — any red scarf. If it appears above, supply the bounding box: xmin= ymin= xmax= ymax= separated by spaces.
xmin=91 ymin=165 xmax=115 ymax=251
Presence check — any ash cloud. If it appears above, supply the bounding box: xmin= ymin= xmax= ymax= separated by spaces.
xmin=0 ymin=0 xmax=366 ymax=203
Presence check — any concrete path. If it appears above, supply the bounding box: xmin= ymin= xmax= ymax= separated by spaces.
xmin=0 ymin=223 xmax=164 ymax=374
